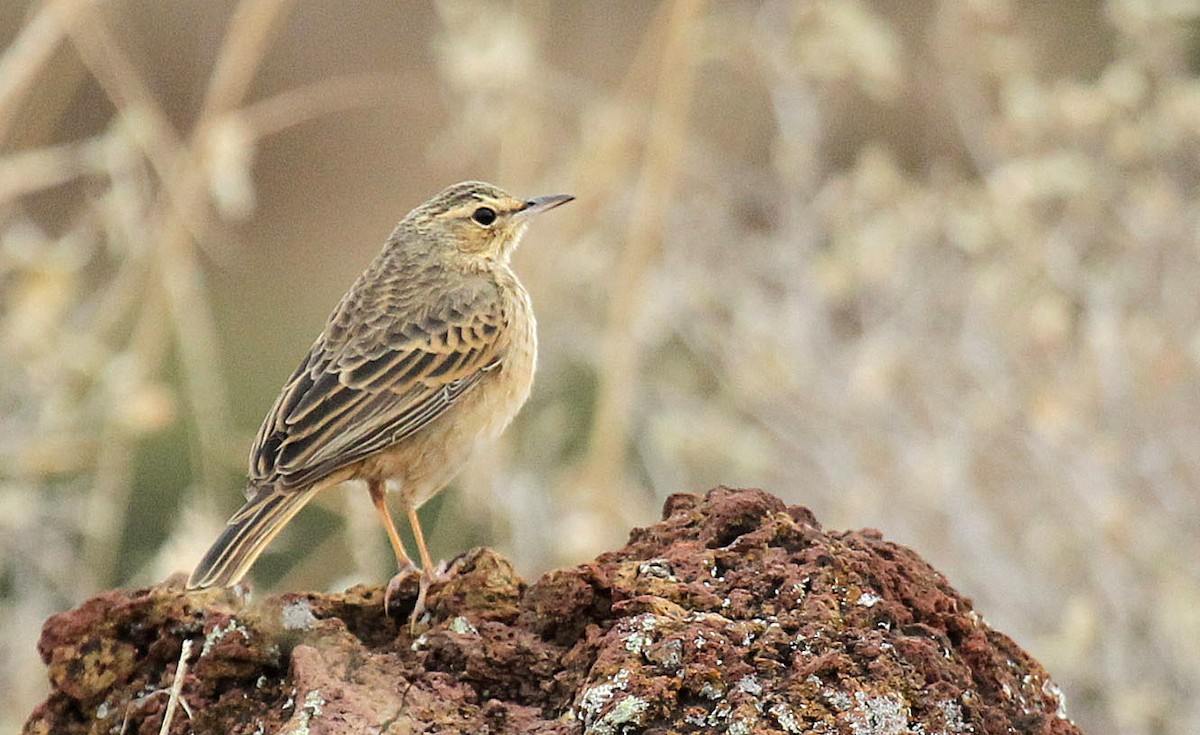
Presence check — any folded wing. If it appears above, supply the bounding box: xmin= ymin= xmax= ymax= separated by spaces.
xmin=249 ymin=282 xmax=506 ymax=491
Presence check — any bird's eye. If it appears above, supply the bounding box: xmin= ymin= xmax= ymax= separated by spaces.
xmin=471 ymin=207 xmax=497 ymax=226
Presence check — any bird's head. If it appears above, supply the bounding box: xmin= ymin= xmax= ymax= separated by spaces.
xmin=410 ymin=181 xmax=573 ymax=263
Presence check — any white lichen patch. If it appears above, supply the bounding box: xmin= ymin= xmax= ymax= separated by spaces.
xmin=736 ymin=675 xmax=763 ymax=696
xmin=846 ymin=691 xmax=909 ymax=735
xmin=769 ymin=702 xmax=805 ymax=734
xmin=201 ymin=618 xmax=249 ymax=657
xmin=823 ymin=687 xmax=853 ymax=711
xmin=449 ymin=616 xmax=478 ymax=635
xmin=727 ymin=717 xmax=754 ymax=735
xmin=578 ymin=670 xmax=650 ymax=735
xmin=937 ymin=698 xmax=974 ymax=733
xmin=624 ymin=630 xmax=651 ymax=654
xmin=590 ymin=695 xmax=650 ymax=735
xmin=623 ymin=613 xmax=660 ymax=655
xmin=857 ymin=591 xmax=882 ymax=607
xmin=281 ymin=599 xmax=318 ymax=630
xmin=638 ymin=559 xmax=678 ymax=581
xmin=578 ymin=669 xmax=631 ymax=721
xmin=282 ymin=689 xmax=325 ymax=735
xmin=699 ymin=680 xmax=727 ymax=700
xmin=410 ymin=633 xmax=429 ymax=651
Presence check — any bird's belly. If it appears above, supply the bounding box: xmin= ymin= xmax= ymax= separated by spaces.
xmin=356 ymin=313 xmax=536 ymax=508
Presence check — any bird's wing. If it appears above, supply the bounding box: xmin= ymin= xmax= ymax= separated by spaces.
xmin=249 ymin=282 xmax=507 ymax=491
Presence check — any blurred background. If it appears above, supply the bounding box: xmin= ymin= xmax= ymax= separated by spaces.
xmin=2 ymin=0 xmax=1198 ymax=732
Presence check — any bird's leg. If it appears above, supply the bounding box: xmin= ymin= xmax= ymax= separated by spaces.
xmin=374 ymin=480 xmax=419 ymax=615
xmin=405 ymin=498 xmax=451 ymax=630
xmin=370 ymin=479 xmax=414 ymax=571
xmin=406 ymin=499 xmax=436 ymax=573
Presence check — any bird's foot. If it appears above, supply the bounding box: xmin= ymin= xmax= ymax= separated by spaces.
xmin=384 ymin=560 xmax=420 ymax=615
xmin=384 ymin=560 xmax=451 ymax=632
xmin=409 ymin=560 xmax=451 ymax=630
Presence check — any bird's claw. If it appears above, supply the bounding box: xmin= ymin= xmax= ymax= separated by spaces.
xmin=384 ymin=559 xmax=451 ymax=632
xmin=384 ymin=560 xmax=420 ymax=616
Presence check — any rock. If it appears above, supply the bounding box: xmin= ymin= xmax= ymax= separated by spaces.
xmin=22 ymin=487 xmax=1080 ymax=734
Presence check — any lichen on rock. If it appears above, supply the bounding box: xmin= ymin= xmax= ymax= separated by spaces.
xmin=23 ymin=487 xmax=1081 ymax=734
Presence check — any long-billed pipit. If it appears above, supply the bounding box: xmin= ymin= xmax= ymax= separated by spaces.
xmin=188 ymin=181 xmax=572 ymax=602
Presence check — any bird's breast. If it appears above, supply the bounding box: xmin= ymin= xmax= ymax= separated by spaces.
xmin=480 ymin=285 xmax=536 ymax=441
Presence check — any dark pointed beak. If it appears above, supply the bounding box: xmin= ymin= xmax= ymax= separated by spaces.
xmin=516 ymin=193 xmax=574 ymax=219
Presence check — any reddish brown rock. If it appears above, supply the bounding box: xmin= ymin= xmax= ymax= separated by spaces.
xmin=23 ymin=487 xmax=1080 ymax=734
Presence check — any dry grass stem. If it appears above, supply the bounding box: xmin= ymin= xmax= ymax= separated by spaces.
xmin=0 ymin=0 xmax=90 ymax=145
xmin=158 ymin=638 xmax=193 ymax=735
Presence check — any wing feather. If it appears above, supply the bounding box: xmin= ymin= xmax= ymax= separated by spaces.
xmin=249 ymin=281 xmax=507 ymax=491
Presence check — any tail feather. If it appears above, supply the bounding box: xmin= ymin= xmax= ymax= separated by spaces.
xmin=187 ymin=486 xmax=320 ymax=589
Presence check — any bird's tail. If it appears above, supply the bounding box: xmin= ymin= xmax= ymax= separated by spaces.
xmin=187 ymin=485 xmax=320 ymax=589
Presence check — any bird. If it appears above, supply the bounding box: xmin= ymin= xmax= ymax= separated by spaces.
xmin=187 ymin=180 xmax=572 ymax=601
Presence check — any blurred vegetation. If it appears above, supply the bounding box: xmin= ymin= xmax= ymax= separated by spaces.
xmin=3 ymin=0 xmax=1200 ymax=732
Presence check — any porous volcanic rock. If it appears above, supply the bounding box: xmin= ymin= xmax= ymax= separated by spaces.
xmin=24 ymin=487 xmax=1080 ymax=734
